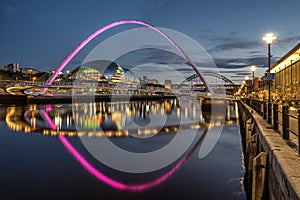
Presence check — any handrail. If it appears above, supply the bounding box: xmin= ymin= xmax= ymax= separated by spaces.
xmin=242 ymin=98 xmax=300 ymax=155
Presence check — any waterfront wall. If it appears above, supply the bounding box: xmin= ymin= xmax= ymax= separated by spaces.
xmin=238 ymin=101 xmax=300 ymax=200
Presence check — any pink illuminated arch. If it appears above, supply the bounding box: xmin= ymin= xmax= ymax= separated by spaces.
xmin=45 ymin=20 xmax=212 ymax=93
xmin=59 ymin=134 xmax=195 ymax=191
xmin=59 ymin=126 xmax=206 ymax=191
xmin=41 ymin=110 xmax=206 ymax=192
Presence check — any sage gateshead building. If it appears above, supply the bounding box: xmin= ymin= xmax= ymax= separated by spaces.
xmin=270 ymin=42 xmax=300 ymax=101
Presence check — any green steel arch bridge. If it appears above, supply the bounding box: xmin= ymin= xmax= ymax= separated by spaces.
xmin=182 ymin=72 xmax=240 ymax=95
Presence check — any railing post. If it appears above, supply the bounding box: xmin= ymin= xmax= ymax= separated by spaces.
xmin=260 ymin=101 xmax=263 ymax=116
xmin=263 ymin=102 xmax=267 ymax=120
xmin=268 ymin=102 xmax=272 ymax=124
xmin=255 ymin=100 xmax=259 ymax=114
xmin=298 ymin=109 xmax=300 ymax=155
xmin=273 ymin=104 xmax=278 ymax=131
xmin=282 ymin=105 xmax=290 ymax=140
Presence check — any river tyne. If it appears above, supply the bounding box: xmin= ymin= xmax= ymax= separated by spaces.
xmin=0 ymin=98 xmax=246 ymax=199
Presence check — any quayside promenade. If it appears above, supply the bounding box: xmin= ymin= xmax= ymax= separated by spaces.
xmin=238 ymin=99 xmax=300 ymax=200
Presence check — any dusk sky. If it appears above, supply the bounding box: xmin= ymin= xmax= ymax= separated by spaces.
xmin=1 ymin=0 xmax=300 ymax=83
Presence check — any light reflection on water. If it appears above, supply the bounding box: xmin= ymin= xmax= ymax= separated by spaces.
xmin=0 ymin=99 xmax=246 ymax=200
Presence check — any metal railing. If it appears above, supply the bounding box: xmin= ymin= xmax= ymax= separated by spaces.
xmin=243 ymin=98 xmax=300 ymax=155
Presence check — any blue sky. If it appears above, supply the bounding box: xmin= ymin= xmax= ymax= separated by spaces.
xmin=1 ymin=0 xmax=300 ymax=83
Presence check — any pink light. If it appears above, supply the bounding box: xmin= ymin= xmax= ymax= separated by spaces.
xmin=41 ymin=108 xmax=207 ymax=192
xmin=45 ymin=104 xmax=52 ymax=112
xmin=45 ymin=20 xmax=211 ymax=94
xmin=42 ymin=112 xmax=57 ymax=130
xmin=59 ymin=134 xmax=189 ymax=191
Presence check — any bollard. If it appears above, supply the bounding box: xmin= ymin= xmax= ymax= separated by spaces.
xmin=263 ymin=102 xmax=267 ymax=120
xmin=260 ymin=101 xmax=263 ymax=116
xmin=256 ymin=100 xmax=258 ymax=113
xmin=282 ymin=105 xmax=290 ymax=140
xmin=268 ymin=103 xmax=272 ymax=124
xmin=259 ymin=101 xmax=263 ymax=116
xmin=273 ymin=104 xmax=278 ymax=131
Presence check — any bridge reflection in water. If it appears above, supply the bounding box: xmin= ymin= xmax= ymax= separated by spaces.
xmin=1 ymin=99 xmax=245 ymax=199
xmin=6 ymin=98 xmax=236 ymax=138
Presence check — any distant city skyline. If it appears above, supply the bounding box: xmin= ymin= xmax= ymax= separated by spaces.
xmin=1 ymin=0 xmax=300 ymax=83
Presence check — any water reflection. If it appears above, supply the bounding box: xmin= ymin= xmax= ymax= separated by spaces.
xmin=1 ymin=99 xmax=238 ymax=190
xmin=3 ymin=99 xmax=236 ymax=138
xmin=39 ymin=99 xmax=208 ymax=191
xmin=0 ymin=99 xmax=245 ymax=199
xmin=58 ymin=129 xmax=208 ymax=191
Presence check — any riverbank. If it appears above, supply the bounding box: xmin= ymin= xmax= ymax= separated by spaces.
xmin=238 ymin=100 xmax=300 ymax=200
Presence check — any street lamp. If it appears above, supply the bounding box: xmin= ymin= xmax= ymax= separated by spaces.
xmin=244 ymin=77 xmax=249 ymax=95
xmin=263 ymin=33 xmax=276 ymax=124
xmin=29 ymin=69 xmax=32 ymax=83
xmin=250 ymin=65 xmax=256 ymax=87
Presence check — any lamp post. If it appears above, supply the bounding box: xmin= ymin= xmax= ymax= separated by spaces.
xmin=250 ymin=65 xmax=256 ymax=87
xmin=263 ymin=33 xmax=276 ymax=124
xmin=29 ymin=69 xmax=32 ymax=83
xmin=244 ymin=77 xmax=249 ymax=95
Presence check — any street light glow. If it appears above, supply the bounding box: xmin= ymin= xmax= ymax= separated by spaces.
xmin=250 ymin=65 xmax=256 ymax=72
xmin=263 ymin=33 xmax=276 ymax=44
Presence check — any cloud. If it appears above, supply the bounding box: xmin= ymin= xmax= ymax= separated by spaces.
xmin=202 ymin=30 xmax=300 ymax=55
xmin=214 ymin=58 xmax=248 ymax=69
xmin=138 ymin=44 xmax=174 ymax=51
xmin=230 ymin=75 xmax=249 ymax=78
xmin=235 ymin=72 xmax=251 ymax=76
xmin=248 ymin=50 xmax=262 ymax=54
xmin=199 ymin=30 xmax=239 ymax=43
xmin=116 ymin=48 xmax=190 ymax=68
xmin=209 ymin=40 xmax=261 ymax=53
xmin=173 ymin=68 xmax=190 ymax=72
xmin=277 ymin=35 xmax=300 ymax=44
xmin=219 ymin=70 xmax=250 ymax=74
xmin=1 ymin=5 xmax=16 ymax=14
xmin=213 ymin=56 xmax=278 ymax=70
xmin=114 ymin=48 xmax=275 ymax=83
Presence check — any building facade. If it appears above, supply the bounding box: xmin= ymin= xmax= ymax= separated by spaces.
xmin=270 ymin=42 xmax=300 ymax=101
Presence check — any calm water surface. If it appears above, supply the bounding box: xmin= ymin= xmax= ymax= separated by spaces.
xmin=0 ymin=99 xmax=246 ymax=199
